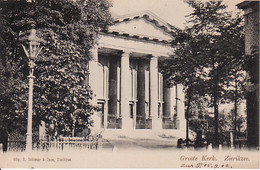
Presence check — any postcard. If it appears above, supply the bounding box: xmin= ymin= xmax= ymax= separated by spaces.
xmin=0 ymin=0 xmax=259 ymax=169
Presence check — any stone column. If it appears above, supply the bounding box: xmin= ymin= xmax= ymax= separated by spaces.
xmin=177 ymin=84 xmax=185 ymax=131
xmin=108 ymin=57 xmax=119 ymax=126
xmin=121 ymin=51 xmax=132 ymax=130
xmin=158 ymin=72 xmax=164 ymax=118
xmin=163 ymin=87 xmax=172 ymax=119
xmin=133 ymin=67 xmax=137 ymax=129
xmin=172 ymin=85 xmax=177 ymax=120
xmin=103 ymin=65 xmax=109 ymax=129
xmin=137 ymin=60 xmax=146 ymax=129
xmin=133 ymin=102 xmax=136 ymax=129
xmin=89 ymin=46 xmax=101 ymax=129
xmin=150 ymin=56 xmax=161 ymax=129
xmin=104 ymin=100 xmax=108 ymax=129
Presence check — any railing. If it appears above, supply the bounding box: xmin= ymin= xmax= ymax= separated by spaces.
xmin=162 ymin=117 xmax=179 ymax=129
xmin=7 ymin=140 xmax=26 ymax=152
xmin=6 ymin=135 xmax=102 ymax=152
xmin=136 ymin=116 xmax=152 ymax=129
xmin=234 ymin=138 xmax=247 ymax=149
xmin=107 ymin=115 xmax=122 ymax=129
xmin=162 ymin=118 xmax=174 ymax=129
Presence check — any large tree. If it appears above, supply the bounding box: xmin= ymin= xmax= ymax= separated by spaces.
xmin=161 ymin=1 xmax=245 ymax=147
xmin=0 ymin=0 xmax=113 ymax=137
xmin=186 ymin=1 xmax=244 ymax=146
xmin=160 ymin=28 xmax=208 ymax=145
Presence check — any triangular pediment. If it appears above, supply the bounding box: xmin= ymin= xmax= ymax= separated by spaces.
xmin=106 ymin=11 xmax=176 ymax=43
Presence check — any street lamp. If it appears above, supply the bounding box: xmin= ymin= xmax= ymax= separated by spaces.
xmin=20 ymin=28 xmax=44 ymax=151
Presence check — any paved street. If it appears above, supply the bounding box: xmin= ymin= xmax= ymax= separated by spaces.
xmin=102 ymin=137 xmax=179 ymax=151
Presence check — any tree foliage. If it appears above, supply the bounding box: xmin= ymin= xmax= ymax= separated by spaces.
xmin=0 ymin=0 xmax=113 ymax=136
xmin=161 ymin=1 xmax=245 ymax=146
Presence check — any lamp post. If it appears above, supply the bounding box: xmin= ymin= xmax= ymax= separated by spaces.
xmin=20 ymin=28 xmax=44 ymax=151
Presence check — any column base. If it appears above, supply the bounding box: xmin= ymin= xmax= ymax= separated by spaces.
xmin=26 ymin=133 xmax=33 ymax=151
xmin=174 ymin=116 xmax=180 ymax=129
xmin=122 ymin=117 xmax=133 ymax=130
xmin=152 ymin=118 xmax=162 ymax=130
xmin=92 ymin=111 xmax=102 ymax=129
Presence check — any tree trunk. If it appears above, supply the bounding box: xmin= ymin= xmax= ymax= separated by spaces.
xmin=213 ymin=93 xmax=219 ymax=147
xmin=212 ymin=59 xmax=219 ymax=147
xmin=185 ymin=84 xmax=193 ymax=147
xmin=186 ymin=94 xmax=191 ymax=146
xmin=234 ymin=75 xmax=238 ymax=139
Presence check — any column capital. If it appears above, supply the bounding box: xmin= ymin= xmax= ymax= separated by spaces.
xmin=90 ymin=44 xmax=98 ymax=53
xmin=121 ymin=50 xmax=132 ymax=57
xmin=90 ymin=45 xmax=98 ymax=61
xmin=148 ymin=54 xmax=160 ymax=59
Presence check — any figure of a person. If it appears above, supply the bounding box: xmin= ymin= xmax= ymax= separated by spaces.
xmin=177 ymin=138 xmax=183 ymax=148
xmin=194 ymin=130 xmax=203 ymax=148
xmin=0 ymin=129 xmax=8 ymax=152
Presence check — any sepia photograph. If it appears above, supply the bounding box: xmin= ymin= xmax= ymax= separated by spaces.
xmin=0 ymin=0 xmax=259 ymax=168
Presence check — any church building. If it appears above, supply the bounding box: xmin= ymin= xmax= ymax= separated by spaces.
xmin=89 ymin=11 xmax=186 ymax=138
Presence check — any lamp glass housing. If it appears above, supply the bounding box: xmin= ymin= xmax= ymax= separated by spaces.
xmin=20 ymin=29 xmax=44 ymax=60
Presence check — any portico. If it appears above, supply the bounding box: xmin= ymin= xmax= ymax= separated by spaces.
xmin=89 ymin=11 xmax=185 ymax=137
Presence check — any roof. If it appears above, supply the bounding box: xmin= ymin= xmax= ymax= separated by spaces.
xmin=237 ymin=1 xmax=259 ymax=15
xmin=102 ymin=11 xmax=180 ymax=44
xmin=237 ymin=1 xmax=259 ymax=9
xmin=237 ymin=1 xmax=252 ymax=9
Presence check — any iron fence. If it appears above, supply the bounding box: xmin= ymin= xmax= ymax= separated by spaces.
xmin=6 ymin=135 xmax=102 ymax=152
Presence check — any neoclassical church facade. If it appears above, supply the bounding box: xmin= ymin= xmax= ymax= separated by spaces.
xmin=89 ymin=12 xmax=186 ymax=138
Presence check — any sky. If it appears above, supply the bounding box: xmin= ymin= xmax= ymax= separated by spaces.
xmin=110 ymin=0 xmax=244 ymax=29
xmin=110 ymin=0 xmax=246 ymax=116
